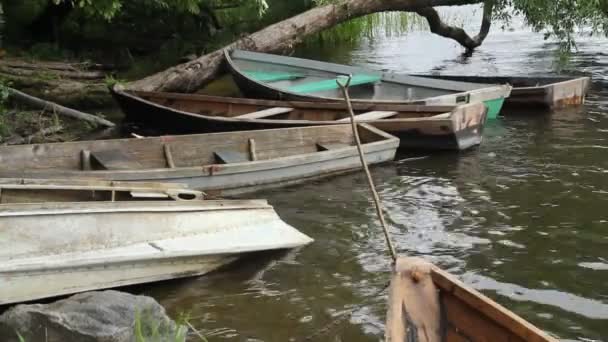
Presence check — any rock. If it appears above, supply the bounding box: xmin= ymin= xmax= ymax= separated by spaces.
xmin=0 ymin=290 xmax=187 ymax=342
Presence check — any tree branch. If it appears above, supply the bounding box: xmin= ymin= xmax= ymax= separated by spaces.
xmin=417 ymin=1 xmax=493 ymax=51
xmin=128 ymin=0 xmax=485 ymax=92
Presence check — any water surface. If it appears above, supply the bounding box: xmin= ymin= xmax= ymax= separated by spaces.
xmin=147 ymin=8 xmax=608 ymax=341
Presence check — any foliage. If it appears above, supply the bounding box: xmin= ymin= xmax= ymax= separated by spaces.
xmin=133 ymin=308 xmax=189 ymax=342
xmin=51 ymin=0 xmax=270 ymax=20
xmin=133 ymin=309 xmax=209 ymax=342
xmin=494 ymin=0 xmax=608 ymax=51
xmin=312 ymin=0 xmax=608 ymax=52
xmin=104 ymin=75 xmax=126 ymax=88
xmin=0 ymin=79 xmax=11 ymax=136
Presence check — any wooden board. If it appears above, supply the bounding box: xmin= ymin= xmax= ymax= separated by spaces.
xmin=234 ymin=107 xmax=294 ymax=119
xmin=336 ymin=111 xmax=398 ymax=122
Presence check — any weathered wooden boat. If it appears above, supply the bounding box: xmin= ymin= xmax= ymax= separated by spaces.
xmin=0 ymin=180 xmax=313 ymax=305
xmin=0 ymin=125 xmax=398 ymax=195
xmin=224 ymin=49 xmax=512 ymax=119
xmin=112 ymin=86 xmax=487 ymax=151
xmin=412 ymin=74 xmax=591 ymax=110
xmin=386 ymin=257 xmax=559 ymax=341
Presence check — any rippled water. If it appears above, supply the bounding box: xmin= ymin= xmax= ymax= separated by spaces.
xmin=146 ymin=8 xmax=608 ymax=341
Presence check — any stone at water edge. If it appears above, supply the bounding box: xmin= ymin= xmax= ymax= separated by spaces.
xmin=0 ymin=290 xmax=188 ymax=342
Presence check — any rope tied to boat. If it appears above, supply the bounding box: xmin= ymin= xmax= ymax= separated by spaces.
xmin=336 ymin=75 xmax=398 ymax=263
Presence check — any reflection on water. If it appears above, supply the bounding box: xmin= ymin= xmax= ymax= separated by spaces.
xmin=146 ymin=8 xmax=608 ymax=341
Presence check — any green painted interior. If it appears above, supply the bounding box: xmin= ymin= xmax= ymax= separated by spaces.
xmin=245 ymin=70 xmax=305 ymax=82
xmin=483 ymin=97 xmax=506 ymax=120
xmin=288 ymin=74 xmax=381 ymax=93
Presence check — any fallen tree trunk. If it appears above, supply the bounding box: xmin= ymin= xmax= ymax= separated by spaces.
xmin=8 ymin=88 xmax=115 ymax=128
xmin=129 ymin=0 xmax=487 ymax=93
xmin=0 ymin=59 xmax=115 ymax=72
xmin=2 ymin=73 xmax=111 ymax=108
xmin=0 ymin=58 xmax=116 ymax=108
xmin=0 ymin=66 xmax=105 ymax=80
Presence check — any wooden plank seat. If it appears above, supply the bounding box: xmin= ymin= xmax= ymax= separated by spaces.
xmin=89 ymin=150 xmax=142 ymax=170
xmin=316 ymin=143 xmax=351 ymax=151
xmin=244 ymin=70 xmax=305 ymax=82
xmin=336 ymin=111 xmax=398 ymax=122
xmin=234 ymin=107 xmax=294 ymax=119
xmin=288 ymin=74 xmax=381 ymax=94
xmin=213 ymin=150 xmax=250 ymax=164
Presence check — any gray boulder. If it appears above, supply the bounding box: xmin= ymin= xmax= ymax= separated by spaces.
xmin=0 ymin=290 xmax=187 ymax=342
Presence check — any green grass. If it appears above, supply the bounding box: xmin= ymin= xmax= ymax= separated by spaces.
xmin=134 ymin=309 xmax=207 ymax=342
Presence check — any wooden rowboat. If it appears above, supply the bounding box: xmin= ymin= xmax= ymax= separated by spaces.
xmin=386 ymin=257 xmax=558 ymax=341
xmin=0 ymin=179 xmax=313 ymax=305
xmin=224 ymin=49 xmax=512 ymax=119
xmin=412 ymin=74 xmax=591 ymax=111
xmin=112 ymin=86 xmax=487 ymax=151
xmin=0 ymin=125 xmax=398 ymax=195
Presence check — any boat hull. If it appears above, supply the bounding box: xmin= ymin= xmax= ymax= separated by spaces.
xmin=386 ymin=257 xmax=559 ymax=341
xmin=225 ymin=49 xmax=511 ymax=119
xmin=0 ymin=125 xmax=399 ymax=195
xmin=0 ymin=200 xmax=312 ymax=304
xmin=412 ymin=74 xmax=591 ymax=111
xmin=112 ymin=88 xmax=486 ymax=151
xmin=2 ymin=253 xmax=237 ymax=305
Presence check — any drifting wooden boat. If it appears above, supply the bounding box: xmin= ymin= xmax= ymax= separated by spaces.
xmin=386 ymin=257 xmax=558 ymax=342
xmin=112 ymin=86 xmax=487 ymax=151
xmin=412 ymin=74 xmax=591 ymax=110
xmin=0 ymin=125 xmax=398 ymax=195
xmin=224 ymin=49 xmax=512 ymax=119
xmin=0 ymin=180 xmax=313 ymax=305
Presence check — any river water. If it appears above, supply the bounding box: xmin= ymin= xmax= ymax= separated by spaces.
xmin=146 ymin=7 xmax=608 ymax=341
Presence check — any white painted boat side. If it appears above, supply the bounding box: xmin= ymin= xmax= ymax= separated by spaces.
xmin=0 ymin=199 xmax=313 ymax=304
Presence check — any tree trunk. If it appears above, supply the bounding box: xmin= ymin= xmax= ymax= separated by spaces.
xmin=8 ymin=88 xmax=115 ymax=128
xmin=128 ymin=0 xmax=485 ymax=93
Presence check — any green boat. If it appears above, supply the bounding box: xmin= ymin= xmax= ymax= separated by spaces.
xmin=225 ymin=49 xmax=512 ymax=119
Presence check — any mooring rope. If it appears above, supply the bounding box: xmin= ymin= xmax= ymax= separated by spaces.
xmin=299 ymin=76 xmax=400 ymax=341
xmin=336 ymin=75 xmax=398 ymax=262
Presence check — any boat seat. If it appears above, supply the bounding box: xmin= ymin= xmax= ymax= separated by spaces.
xmin=89 ymin=150 xmax=142 ymax=170
xmin=288 ymin=74 xmax=381 ymax=94
xmin=336 ymin=111 xmax=398 ymax=122
xmin=244 ymin=70 xmax=305 ymax=82
xmin=316 ymin=143 xmax=351 ymax=151
xmin=234 ymin=107 xmax=294 ymax=119
xmin=214 ymin=150 xmax=250 ymax=164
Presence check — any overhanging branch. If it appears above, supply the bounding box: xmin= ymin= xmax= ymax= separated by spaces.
xmin=417 ymin=1 xmax=493 ymax=51
xmin=128 ymin=0 xmax=487 ymax=92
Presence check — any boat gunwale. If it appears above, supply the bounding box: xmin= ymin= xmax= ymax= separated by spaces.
xmin=0 ymin=182 xmax=203 ymax=197
xmin=0 ymin=178 xmax=192 ymax=190
xmin=0 ymin=199 xmax=273 ymax=216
